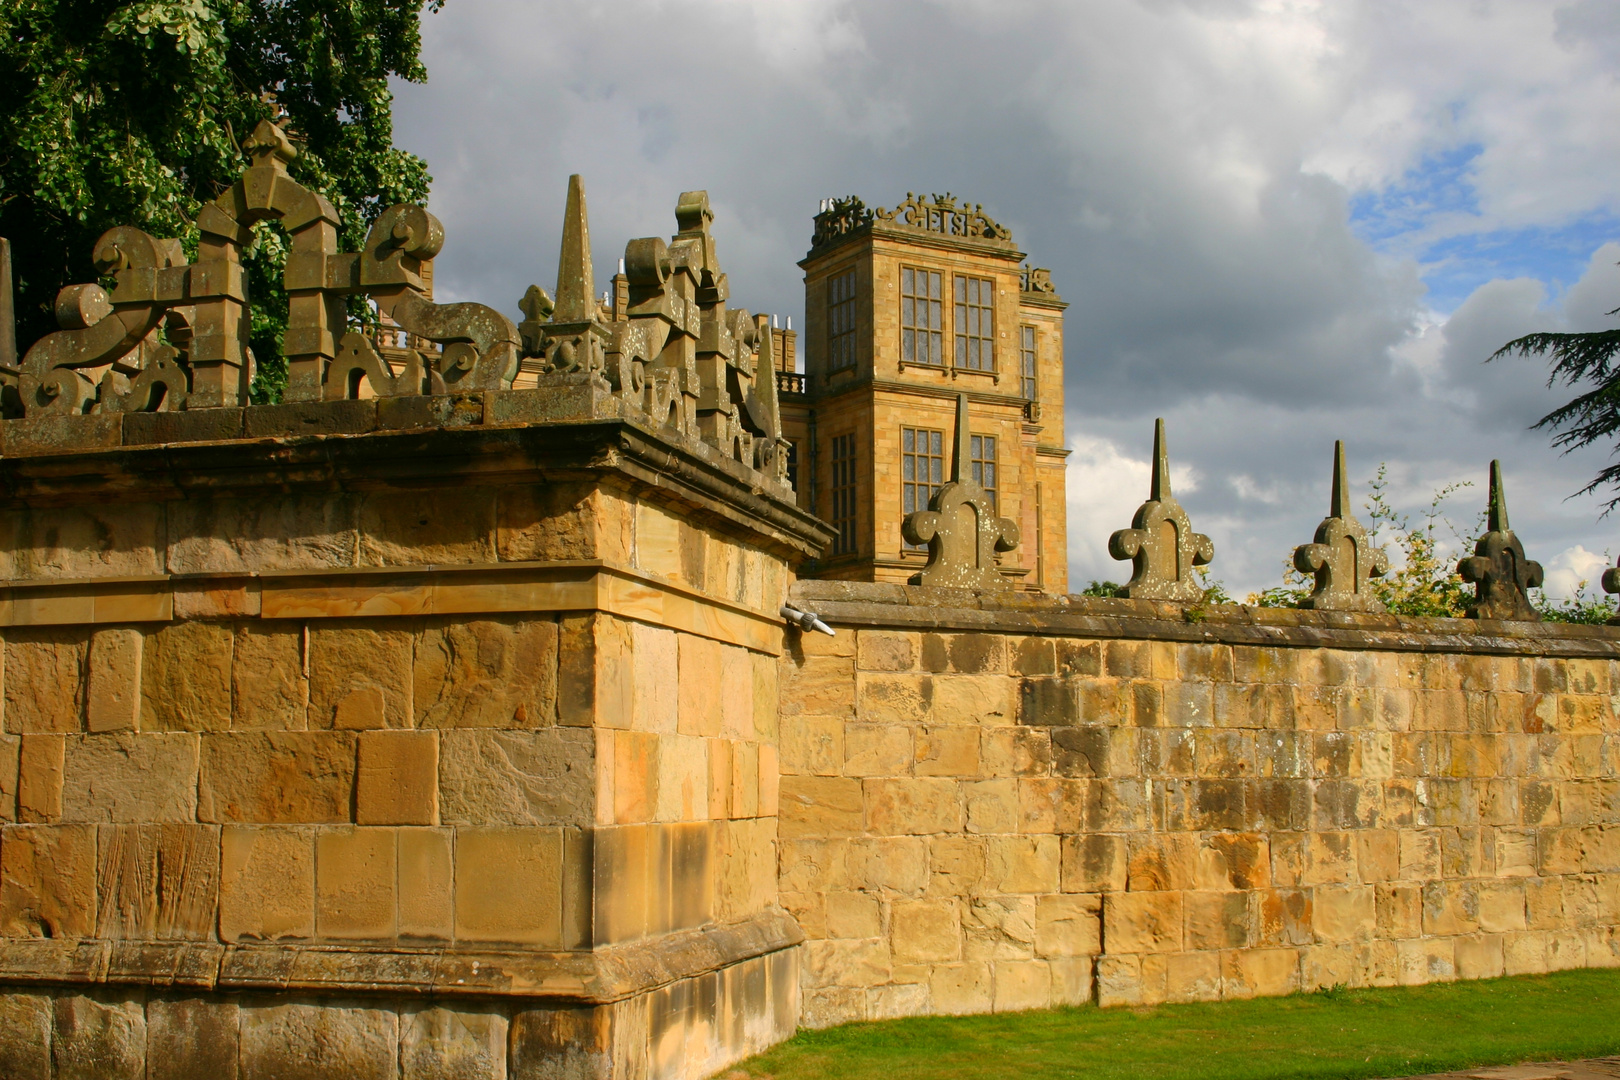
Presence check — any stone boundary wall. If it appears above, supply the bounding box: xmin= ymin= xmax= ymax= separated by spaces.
xmin=779 ymin=580 xmax=1620 ymax=1026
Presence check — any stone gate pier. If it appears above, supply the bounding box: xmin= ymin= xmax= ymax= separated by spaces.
xmin=0 ymin=124 xmax=827 ymax=1078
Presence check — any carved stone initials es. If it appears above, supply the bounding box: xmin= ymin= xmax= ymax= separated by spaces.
xmin=1108 ymin=418 xmax=1214 ymax=601
xmin=902 ymin=394 xmax=1019 ymax=589
xmin=1458 ymin=460 xmax=1544 ymax=621
xmin=1295 ymin=441 xmax=1389 ymax=611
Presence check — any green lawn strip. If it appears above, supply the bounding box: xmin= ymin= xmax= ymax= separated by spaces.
xmin=733 ymin=969 xmax=1620 ymax=1080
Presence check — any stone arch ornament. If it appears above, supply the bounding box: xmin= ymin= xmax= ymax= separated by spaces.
xmin=1108 ymin=417 xmax=1215 ymax=601
xmin=901 ymin=393 xmax=1020 ymax=589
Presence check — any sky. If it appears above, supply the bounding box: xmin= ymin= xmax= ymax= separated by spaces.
xmin=391 ymin=0 xmax=1620 ymax=600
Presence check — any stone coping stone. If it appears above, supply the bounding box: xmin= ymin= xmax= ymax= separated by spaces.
xmin=0 ymin=909 xmax=803 ymax=1004
xmin=790 ymin=579 xmax=1620 ymax=657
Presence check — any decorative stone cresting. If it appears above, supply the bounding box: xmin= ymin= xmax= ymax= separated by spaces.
xmin=810 ymin=191 xmax=1013 ymax=252
xmin=1108 ymin=417 xmax=1214 ymax=601
xmin=1293 ymin=440 xmax=1389 ymax=611
xmin=1459 ymin=459 xmax=1544 ymax=621
xmin=901 ymin=392 xmax=1020 ymax=589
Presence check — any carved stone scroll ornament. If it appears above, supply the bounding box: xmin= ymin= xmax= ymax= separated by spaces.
xmin=19 ymin=228 xmax=187 ymax=415
xmin=1294 ymin=441 xmax=1389 ymax=611
xmin=879 ymin=192 xmax=1011 ymax=243
xmin=902 ymin=394 xmax=1020 ymax=589
xmin=1458 ymin=460 xmax=1544 ymax=621
xmin=1108 ymin=418 xmax=1215 ymax=601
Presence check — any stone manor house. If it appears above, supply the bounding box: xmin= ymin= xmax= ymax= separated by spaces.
xmin=0 ymin=123 xmax=1615 ymax=1079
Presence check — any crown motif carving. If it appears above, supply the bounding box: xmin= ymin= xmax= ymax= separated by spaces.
xmin=1294 ymin=441 xmax=1389 ymax=612
xmin=1459 ymin=460 xmax=1544 ymax=621
xmin=901 ymin=393 xmax=1020 ymax=589
xmin=1108 ymin=418 xmax=1215 ymax=601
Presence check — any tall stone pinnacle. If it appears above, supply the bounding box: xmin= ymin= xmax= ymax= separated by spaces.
xmin=1330 ymin=439 xmax=1350 ymax=518
xmin=553 ymin=174 xmax=595 ymax=324
xmin=1150 ymin=417 xmax=1171 ymax=502
xmin=0 ymin=238 xmax=14 ymax=371
xmin=1488 ymin=459 xmax=1510 ymax=533
xmin=951 ymin=392 xmax=971 ymax=483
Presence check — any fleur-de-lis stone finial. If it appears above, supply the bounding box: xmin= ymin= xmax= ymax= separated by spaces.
xmin=1599 ymin=556 xmax=1620 ymax=625
xmin=901 ymin=393 xmax=1020 ymax=589
xmin=1294 ymin=441 xmax=1389 ymax=611
xmin=1458 ymin=460 xmax=1544 ymax=620
xmin=1108 ymin=418 xmax=1214 ymax=601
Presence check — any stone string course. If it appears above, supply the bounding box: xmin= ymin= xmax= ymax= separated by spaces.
xmin=779 ymin=581 xmax=1620 ymax=1025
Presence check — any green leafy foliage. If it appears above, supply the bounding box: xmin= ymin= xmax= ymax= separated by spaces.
xmin=1491 ymin=287 xmax=1620 ymax=510
xmin=0 ymin=0 xmax=443 ymax=400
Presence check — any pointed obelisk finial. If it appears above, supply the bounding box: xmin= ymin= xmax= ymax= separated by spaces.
xmin=1488 ymin=458 xmax=1509 ymax=533
xmin=1150 ymin=417 xmax=1171 ymax=501
xmin=1329 ymin=439 xmax=1350 ymax=518
xmin=0 ymin=237 xmax=15 ymax=371
xmin=951 ymin=392 xmax=971 ymax=484
xmin=553 ymin=174 xmax=595 ymax=323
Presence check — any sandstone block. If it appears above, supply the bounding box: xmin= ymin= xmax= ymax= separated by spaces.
xmin=865 ymin=777 xmax=963 ymax=835
xmin=86 ymin=629 xmax=142 ymax=733
xmin=986 ymin=835 xmax=1061 ymax=894
xmin=97 ymin=824 xmax=219 ymax=940
xmin=62 ymin=733 xmax=198 ymax=823
xmin=0 ymin=735 xmax=17 ymax=822
xmin=965 ymin=779 xmax=1018 ymax=834
xmin=398 ymin=827 xmax=454 ymax=940
xmin=0 ymin=824 xmax=96 ymax=936
xmin=497 ymin=481 xmax=618 ymax=562
xmin=0 ymin=992 xmax=51 ymax=1080
xmin=1477 ymin=880 xmax=1528 ymax=933
xmin=139 ymin=621 xmax=232 ymax=732
xmin=147 ymin=998 xmax=239 ymax=1080
xmin=728 ymin=739 xmax=758 ymax=819
xmin=402 ymin=1006 xmax=508 ymax=1080
xmin=415 ymin=618 xmax=557 ymax=729
xmin=557 ymin=614 xmax=630 ymax=729
xmin=677 ymin=634 xmax=722 ymax=737
xmin=199 ymin=731 xmax=357 ymax=823
xmin=1062 ymin=833 xmax=1127 ymax=893
xmin=1221 ymin=946 xmax=1299 ymax=998
xmin=759 ymin=742 xmax=780 ymax=817
xmin=508 ymin=1004 xmax=615 ymax=1080
xmin=780 ymin=715 xmax=844 ymax=776
xmin=357 ymin=730 xmax=439 ymax=826
xmin=843 ymin=724 xmax=912 ymax=777
xmin=1312 ymin=885 xmax=1375 ymax=943
xmin=232 ymin=625 xmax=307 ymax=730
xmin=167 ymin=494 xmax=358 ymax=573
xmin=928 ymin=962 xmax=992 ymax=1015
xmin=17 ymin=733 xmax=64 ymax=822
xmin=53 ymin=995 xmax=144 ymax=1080
xmin=780 ymin=655 xmax=856 ymax=721
xmin=439 ymin=728 xmax=592 ymax=827
xmin=359 ymin=488 xmax=496 ymax=565
xmin=720 ymin=643 xmax=753 ymax=739
xmin=1095 ymin=954 xmax=1146 ymax=1007
xmin=859 ymin=632 xmax=918 ymax=672
xmin=826 ymin=891 xmax=881 ymax=938
xmin=1185 ymin=891 xmax=1251 ymax=951
xmin=993 ymin=959 xmax=1051 ymax=1012
xmin=916 ymin=726 xmax=980 ymax=777
xmin=309 ymin=625 xmax=413 ymax=730
xmin=631 ymin=623 xmax=679 ymax=734
xmin=240 ymin=1001 xmax=398 ymax=1080
xmin=455 ymin=826 xmax=563 ymax=945
xmin=1104 ymin=891 xmax=1183 ymax=954
xmin=1455 ymin=934 xmax=1505 ymax=980
xmin=5 ymin=632 xmax=85 ymax=733
xmin=891 ymin=899 xmax=961 ymax=963
xmin=219 ymin=825 xmax=314 ymax=941
xmin=1035 ymin=893 xmax=1102 ymax=957
xmin=612 ymin=730 xmax=657 ymax=823
xmin=753 ymin=650 xmax=779 ymax=743
xmin=779 ymin=776 xmax=864 ymax=837
xmin=317 ymin=827 xmax=398 ymax=941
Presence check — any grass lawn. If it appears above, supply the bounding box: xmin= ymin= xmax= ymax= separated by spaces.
xmin=732 ymin=969 xmax=1620 ymax=1080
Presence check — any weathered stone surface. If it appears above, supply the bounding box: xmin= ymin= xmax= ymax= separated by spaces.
xmin=359 ymin=488 xmax=497 ymax=566
xmin=508 ymin=1005 xmax=610 ymax=1080
xmin=140 ymin=621 xmax=233 ymax=732
xmin=398 ymin=827 xmax=454 ymax=940
xmin=439 ymin=728 xmax=593 ymax=826
xmin=62 ymin=733 xmax=198 ymax=822
xmin=1460 ymin=460 xmax=1544 ymax=621
xmin=414 ymin=618 xmax=557 ymax=728
xmin=219 ymin=825 xmax=314 ymax=941
xmin=0 ymin=504 xmax=161 ymax=580
xmin=402 ymin=1006 xmax=508 ymax=1080
xmin=1294 ymin=441 xmax=1388 ymax=612
xmin=199 ymin=731 xmax=357 ymax=824
xmin=317 ymin=827 xmax=398 ymax=941
xmin=0 ymin=734 xmax=18 ymax=822
xmin=310 ymin=625 xmax=413 ymax=730
xmin=147 ymin=998 xmax=240 ymax=1080
xmin=232 ymin=625 xmax=307 ymax=730
xmin=0 ymin=992 xmax=51 ymax=1080
xmin=5 ymin=631 xmax=85 ymax=733
xmin=86 ymin=628 xmax=142 ymax=732
xmin=96 ymin=824 xmax=219 ymax=940
xmin=0 ymin=824 xmax=96 ymax=936
xmin=166 ymin=495 xmax=358 ymax=574
xmin=358 ymin=730 xmax=439 ymax=826
xmin=17 ymin=733 xmax=64 ymax=822
xmin=455 ymin=826 xmax=563 ymax=945
xmin=239 ymin=1001 xmax=398 ymax=1080
xmin=53 ymin=994 xmax=144 ymax=1080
